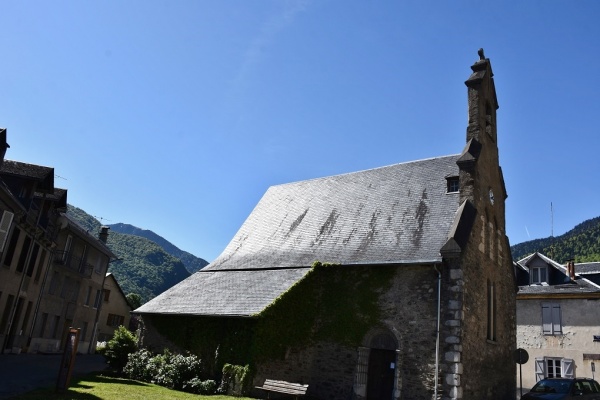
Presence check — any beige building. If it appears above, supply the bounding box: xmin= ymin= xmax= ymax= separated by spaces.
xmin=0 ymin=139 xmax=67 ymax=354
xmin=0 ymin=127 xmax=118 ymax=355
xmin=515 ymin=252 xmax=600 ymax=392
xmin=97 ymin=273 xmax=132 ymax=343
xmin=31 ymin=217 xmax=116 ymax=354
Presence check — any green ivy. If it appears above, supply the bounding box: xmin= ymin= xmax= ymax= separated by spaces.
xmin=147 ymin=261 xmax=395 ymax=374
xmin=219 ymin=363 xmax=252 ymax=396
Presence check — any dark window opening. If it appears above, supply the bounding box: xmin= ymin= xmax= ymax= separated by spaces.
xmin=446 ymin=177 xmax=459 ymax=193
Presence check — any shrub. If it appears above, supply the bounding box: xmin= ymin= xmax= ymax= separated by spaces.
xmin=124 ymin=348 xmax=212 ymax=394
xmin=218 ymin=364 xmax=252 ymax=396
xmin=184 ymin=378 xmax=217 ymax=395
xmin=103 ymin=326 xmax=138 ymax=373
xmin=124 ymin=348 xmax=154 ymax=381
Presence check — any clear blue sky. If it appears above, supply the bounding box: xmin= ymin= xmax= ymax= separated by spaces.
xmin=2 ymin=1 xmax=599 ymax=262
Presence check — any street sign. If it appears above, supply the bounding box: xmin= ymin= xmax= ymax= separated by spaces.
xmin=515 ymin=348 xmax=529 ymax=365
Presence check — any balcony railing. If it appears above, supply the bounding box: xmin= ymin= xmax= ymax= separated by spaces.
xmin=53 ymin=251 xmax=94 ymax=278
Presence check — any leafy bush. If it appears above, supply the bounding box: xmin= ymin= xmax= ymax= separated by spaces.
xmin=124 ymin=348 xmax=215 ymax=394
xmin=184 ymin=378 xmax=217 ymax=395
xmin=124 ymin=348 xmax=154 ymax=381
xmin=103 ymin=326 xmax=138 ymax=372
xmin=218 ymin=364 xmax=252 ymax=396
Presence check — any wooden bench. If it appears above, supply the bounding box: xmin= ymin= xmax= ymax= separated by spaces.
xmin=256 ymin=379 xmax=309 ymax=399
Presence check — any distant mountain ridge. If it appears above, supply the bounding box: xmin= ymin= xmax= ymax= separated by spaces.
xmin=108 ymin=223 xmax=208 ymax=273
xmin=511 ymin=216 xmax=600 ymax=263
xmin=67 ymin=205 xmax=197 ymax=303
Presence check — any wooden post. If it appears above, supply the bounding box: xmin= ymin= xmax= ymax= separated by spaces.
xmin=56 ymin=327 xmax=80 ymax=393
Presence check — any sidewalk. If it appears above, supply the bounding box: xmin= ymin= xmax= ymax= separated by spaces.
xmin=0 ymin=353 xmax=108 ymax=399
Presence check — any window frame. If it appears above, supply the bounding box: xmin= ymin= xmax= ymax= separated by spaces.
xmin=541 ymin=302 xmax=562 ymax=335
xmin=446 ymin=177 xmax=459 ymax=193
xmin=531 ymin=266 xmax=548 ymax=284
xmin=535 ymin=357 xmax=574 ymax=381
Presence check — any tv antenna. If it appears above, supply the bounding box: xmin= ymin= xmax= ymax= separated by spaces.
xmin=550 ymin=202 xmax=554 ymax=237
xmin=94 ymin=215 xmax=112 ymax=225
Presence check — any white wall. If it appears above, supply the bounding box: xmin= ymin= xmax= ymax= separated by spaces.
xmin=517 ymin=297 xmax=600 ymax=391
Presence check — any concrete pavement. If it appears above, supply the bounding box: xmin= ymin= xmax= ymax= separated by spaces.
xmin=0 ymin=353 xmax=108 ymax=399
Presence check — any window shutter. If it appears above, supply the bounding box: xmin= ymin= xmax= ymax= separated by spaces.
xmin=535 ymin=358 xmax=545 ymax=381
xmin=551 ymin=304 xmax=562 ymax=334
xmin=0 ymin=211 xmax=14 ymax=252
xmin=542 ymin=305 xmax=552 ymax=334
xmin=562 ymin=358 xmax=575 ymax=378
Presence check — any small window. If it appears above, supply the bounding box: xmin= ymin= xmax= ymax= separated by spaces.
xmin=81 ymin=321 xmax=88 ymax=342
xmin=107 ymin=313 xmax=125 ymax=327
xmin=487 ymin=280 xmax=496 ymax=341
xmin=542 ymin=303 xmax=562 ymax=335
xmin=84 ymin=286 xmax=92 ymax=306
xmin=93 ymin=289 xmax=102 ymax=309
xmin=51 ymin=315 xmax=61 ymax=339
xmin=531 ymin=266 xmax=548 ymax=284
xmin=62 ymin=235 xmax=73 ymax=263
xmin=446 ymin=177 xmax=459 ymax=193
xmin=535 ymin=357 xmax=573 ymax=380
xmin=0 ymin=210 xmax=14 ymax=252
xmin=103 ymin=289 xmax=111 ymax=302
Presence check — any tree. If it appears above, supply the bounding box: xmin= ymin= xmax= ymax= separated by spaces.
xmin=104 ymin=326 xmax=138 ymax=373
xmin=126 ymin=293 xmax=142 ymax=309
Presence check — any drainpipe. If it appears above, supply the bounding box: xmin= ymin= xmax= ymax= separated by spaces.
xmin=434 ymin=264 xmax=442 ymax=400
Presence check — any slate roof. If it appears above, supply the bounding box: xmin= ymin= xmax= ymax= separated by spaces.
xmin=516 ymin=253 xmax=600 ymax=296
xmin=1 ymin=160 xmax=55 ymax=192
xmin=575 ymin=262 xmax=600 ymax=274
xmin=136 ymin=155 xmax=462 ymax=316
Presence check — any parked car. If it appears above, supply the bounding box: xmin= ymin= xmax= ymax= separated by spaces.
xmin=522 ymin=378 xmax=600 ymax=399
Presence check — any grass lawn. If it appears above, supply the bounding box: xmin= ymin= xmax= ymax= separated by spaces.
xmin=11 ymin=372 xmax=256 ymax=400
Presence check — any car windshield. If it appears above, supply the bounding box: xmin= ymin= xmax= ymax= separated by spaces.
xmin=531 ymin=379 xmax=571 ymax=394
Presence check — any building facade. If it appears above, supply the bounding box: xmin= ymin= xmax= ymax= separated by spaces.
xmin=30 ymin=219 xmax=116 ymax=354
xmin=0 ymin=128 xmax=117 ymax=355
xmin=515 ymin=253 xmax=600 ymax=392
xmin=97 ymin=273 xmax=132 ymax=343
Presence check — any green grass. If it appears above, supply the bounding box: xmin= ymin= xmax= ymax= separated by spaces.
xmin=12 ymin=372 xmax=256 ymax=400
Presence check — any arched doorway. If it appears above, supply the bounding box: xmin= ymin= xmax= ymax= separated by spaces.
xmin=366 ymin=331 xmax=398 ymax=400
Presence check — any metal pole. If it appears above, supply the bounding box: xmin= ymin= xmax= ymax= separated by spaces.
xmin=519 ymin=360 xmax=523 ymax=398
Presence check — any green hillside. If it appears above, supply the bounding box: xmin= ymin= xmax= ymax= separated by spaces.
xmin=67 ymin=205 xmax=191 ymax=304
xmin=511 ymin=216 xmax=600 ymax=263
xmin=108 ymin=222 xmax=208 ymax=273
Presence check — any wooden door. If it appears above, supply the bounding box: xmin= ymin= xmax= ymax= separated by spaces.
xmin=367 ymin=348 xmax=396 ymax=400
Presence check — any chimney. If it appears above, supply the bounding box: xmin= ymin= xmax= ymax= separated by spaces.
xmin=0 ymin=128 xmax=10 ymax=169
xmin=99 ymin=226 xmax=110 ymax=244
xmin=567 ymin=260 xmax=575 ymax=281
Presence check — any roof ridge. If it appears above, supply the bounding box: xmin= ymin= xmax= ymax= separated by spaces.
xmin=270 ymin=153 xmax=461 ymax=188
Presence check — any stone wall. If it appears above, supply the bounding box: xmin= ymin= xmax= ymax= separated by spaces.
xmin=253 ymin=264 xmax=440 ymax=400
xmin=438 ymin=53 xmax=516 ymax=400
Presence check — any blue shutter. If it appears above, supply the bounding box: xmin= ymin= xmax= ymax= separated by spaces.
xmin=542 ymin=304 xmax=552 ymax=334
xmin=551 ymin=304 xmax=562 ymax=334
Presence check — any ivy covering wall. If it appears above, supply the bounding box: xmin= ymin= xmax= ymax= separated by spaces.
xmin=147 ymin=262 xmax=396 ymax=376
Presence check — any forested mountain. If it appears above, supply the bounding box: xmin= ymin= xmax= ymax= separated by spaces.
xmin=67 ymin=205 xmax=191 ymax=304
xmin=511 ymin=216 xmax=600 ymax=263
xmin=108 ymin=223 xmax=208 ymax=273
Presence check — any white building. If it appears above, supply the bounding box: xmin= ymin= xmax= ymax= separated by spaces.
xmin=515 ymin=252 xmax=600 ymax=392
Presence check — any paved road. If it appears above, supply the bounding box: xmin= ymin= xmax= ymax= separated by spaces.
xmin=0 ymin=353 xmax=108 ymax=399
